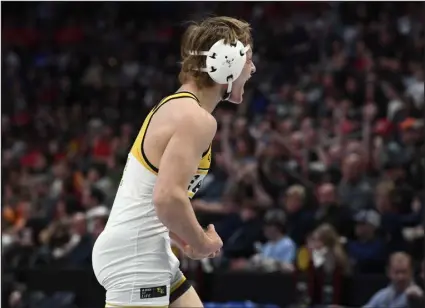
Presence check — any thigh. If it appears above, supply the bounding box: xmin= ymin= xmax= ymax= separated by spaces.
xmin=169 ymin=286 xmax=203 ymax=308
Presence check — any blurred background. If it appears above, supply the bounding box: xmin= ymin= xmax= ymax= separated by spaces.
xmin=1 ymin=2 xmax=424 ymax=308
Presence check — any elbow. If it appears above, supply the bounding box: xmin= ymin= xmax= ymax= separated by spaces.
xmin=153 ymin=187 xmax=183 ymax=226
xmin=153 ymin=191 xmax=172 ymax=225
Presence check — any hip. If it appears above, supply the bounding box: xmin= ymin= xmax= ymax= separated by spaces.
xmin=92 ymin=228 xmax=178 ymax=276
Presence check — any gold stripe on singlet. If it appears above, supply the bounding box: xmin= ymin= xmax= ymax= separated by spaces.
xmin=130 ymin=92 xmax=200 ymax=175
xmin=170 ymin=276 xmax=187 ymax=294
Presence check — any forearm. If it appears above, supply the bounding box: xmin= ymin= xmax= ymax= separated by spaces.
xmin=155 ymin=192 xmax=207 ymax=250
xmin=169 ymin=231 xmax=185 ymax=250
xmin=316 ymin=146 xmax=330 ymax=167
xmin=253 ymin=183 xmax=273 ymax=207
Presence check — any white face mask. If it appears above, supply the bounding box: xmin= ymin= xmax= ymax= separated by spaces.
xmin=312 ymin=247 xmax=328 ymax=268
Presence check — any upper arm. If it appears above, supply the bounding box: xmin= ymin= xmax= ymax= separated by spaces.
xmin=153 ymin=105 xmax=216 ymax=203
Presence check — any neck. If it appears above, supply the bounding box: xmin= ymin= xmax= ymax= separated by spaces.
xmin=270 ymin=233 xmax=285 ymax=242
xmin=179 ymin=82 xmax=223 ymax=114
xmin=393 ymin=281 xmax=412 ymax=293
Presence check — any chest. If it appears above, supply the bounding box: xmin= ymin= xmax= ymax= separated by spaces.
xmin=187 ymin=148 xmax=212 ymax=198
xmin=262 ymin=240 xmax=285 ymax=258
xmin=381 ymin=290 xmax=408 ymax=308
xmin=348 ymin=240 xmax=384 ymax=259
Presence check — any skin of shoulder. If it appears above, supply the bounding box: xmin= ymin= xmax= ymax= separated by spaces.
xmin=161 ymin=97 xmax=217 ymax=146
xmin=179 ymin=100 xmax=216 ymax=137
xmin=142 ymin=96 xmax=216 ymax=168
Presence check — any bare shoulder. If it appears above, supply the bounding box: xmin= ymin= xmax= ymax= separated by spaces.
xmin=171 ymin=97 xmax=217 ymax=141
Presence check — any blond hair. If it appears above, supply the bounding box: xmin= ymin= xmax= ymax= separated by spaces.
xmin=286 ymin=185 xmax=306 ymax=200
xmin=314 ymin=224 xmax=350 ymax=274
xmin=179 ymin=16 xmax=252 ymax=89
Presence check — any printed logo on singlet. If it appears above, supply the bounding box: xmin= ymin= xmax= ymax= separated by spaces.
xmin=140 ymin=286 xmax=167 ymax=299
xmin=187 ymin=174 xmax=206 ymax=198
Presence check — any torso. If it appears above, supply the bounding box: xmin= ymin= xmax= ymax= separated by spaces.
xmin=91 ymin=92 xmax=212 ymax=296
xmin=104 ymin=91 xmax=212 ymax=234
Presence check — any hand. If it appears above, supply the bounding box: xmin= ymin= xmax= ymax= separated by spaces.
xmin=242 ymin=163 xmax=258 ymax=183
xmin=183 ymin=224 xmax=223 ymax=260
xmin=203 ymin=224 xmax=223 ymax=253
xmin=170 ymin=231 xmax=204 ymax=259
xmin=405 ymin=285 xmax=424 ymax=298
xmin=235 ymin=163 xmax=255 ymax=181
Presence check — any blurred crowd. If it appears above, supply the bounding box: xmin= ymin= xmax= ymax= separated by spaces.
xmin=2 ymin=2 xmax=424 ymax=307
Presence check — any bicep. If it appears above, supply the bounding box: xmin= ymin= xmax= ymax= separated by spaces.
xmin=155 ymin=114 xmax=216 ymax=195
xmin=157 ymin=133 xmax=200 ymax=190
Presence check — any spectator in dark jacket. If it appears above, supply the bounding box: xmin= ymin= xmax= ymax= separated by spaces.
xmin=347 ymin=209 xmax=387 ymax=274
xmin=314 ymin=183 xmax=354 ymax=238
xmin=281 ymin=184 xmax=314 ymax=246
xmin=52 ymin=213 xmax=93 ymax=267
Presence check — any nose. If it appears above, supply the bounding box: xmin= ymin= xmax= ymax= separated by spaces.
xmin=251 ymin=62 xmax=256 ymax=75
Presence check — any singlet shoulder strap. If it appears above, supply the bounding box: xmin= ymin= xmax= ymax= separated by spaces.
xmin=153 ymin=91 xmax=200 ymax=114
xmin=131 ymin=91 xmax=200 ymax=174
